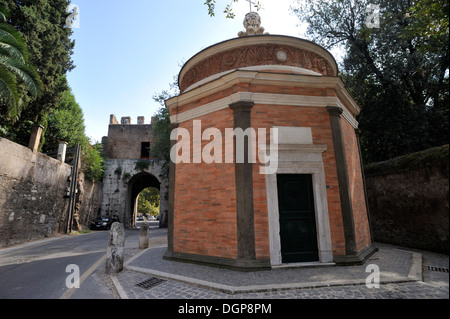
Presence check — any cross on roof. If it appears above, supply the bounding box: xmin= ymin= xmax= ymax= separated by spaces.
xmin=246 ymin=0 xmax=256 ymax=12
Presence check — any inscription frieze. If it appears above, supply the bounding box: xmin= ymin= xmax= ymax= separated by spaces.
xmin=180 ymin=44 xmax=334 ymax=92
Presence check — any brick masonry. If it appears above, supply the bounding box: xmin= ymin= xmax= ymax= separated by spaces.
xmin=170 ymin=93 xmax=372 ymax=260
xmin=166 ymin=35 xmax=374 ymax=268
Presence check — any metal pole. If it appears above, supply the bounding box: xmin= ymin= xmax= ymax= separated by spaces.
xmin=68 ymin=144 xmax=80 ymax=233
xmin=64 ymin=149 xmax=76 ymax=234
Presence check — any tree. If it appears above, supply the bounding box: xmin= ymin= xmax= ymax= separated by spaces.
xmin=0 ymin=6 xmax=41 ymax=126
xmin=151 ymin=75 xmax=179 ymax=176
xmin=43 ymin=88 xmax=88 ymax=153
xmin=0 ymin=0 xmax=75 ymax=146
xmin=138 ymin=187 xmax=160 ymax=217
xmin=291 ymin=0 xmax=449 ymax=163
xmin=205 ymin=0 xmax=262 ymax=19
xmin=82 ymin=142 xmax=105 ymax=182
xmin=43 ymin=87 xmax=104 ymax=182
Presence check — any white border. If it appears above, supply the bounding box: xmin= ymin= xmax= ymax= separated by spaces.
xmin=263 ymin=143 xmax=334 ymax=266
xmin=169 ymin=92 xmax=359 ymax=129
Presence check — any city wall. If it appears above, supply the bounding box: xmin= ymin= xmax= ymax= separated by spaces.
xmin=365 ymin=145 xmax=449 ymax=254
xmin=0 ymin=137 xmax=102 ymax=247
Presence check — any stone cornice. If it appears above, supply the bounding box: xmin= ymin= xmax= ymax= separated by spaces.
xmin=168 ymin=91 xmax=359 ymax=129
xmin=184 ymin=65 xmax=322 ymax=92
xmin=166 ymin=70 xmax=361 ymax=129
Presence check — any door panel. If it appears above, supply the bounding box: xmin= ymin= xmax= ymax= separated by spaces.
xmin=277 ymin=174 xmax=319 ymax=263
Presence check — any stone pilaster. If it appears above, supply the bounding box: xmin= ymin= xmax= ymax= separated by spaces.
xmin=167 ymin=123 xmax=179 ymax=254
xmin=229 ymin=101 xmax=256 ymax=261
xmin=327 ymin=107 xmax=377 ymax=264
xmin=326 ymin=106 xmax=357 ymax=258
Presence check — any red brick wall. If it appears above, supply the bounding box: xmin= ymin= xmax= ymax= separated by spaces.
xmin=175 ymin=87 xmax=235 ymax=115
xmin=170 ymin=80 xmax=370 ymax=260
xmin=173 ymin=109 xmax=238 ymax=259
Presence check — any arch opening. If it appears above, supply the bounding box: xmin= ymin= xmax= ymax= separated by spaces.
xmin=136 ymin=187 xmax=160 ymax=223
xmin=127 ymin=172 xmax=160 ymax=228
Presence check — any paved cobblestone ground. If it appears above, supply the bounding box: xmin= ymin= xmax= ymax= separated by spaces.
xmin=105 ymin=245 xmax=448 ymax=300
xmin=92 ymin=229 xmax=449 ymax=300
xmin=115 ymin=267 xmax=448 ymax=299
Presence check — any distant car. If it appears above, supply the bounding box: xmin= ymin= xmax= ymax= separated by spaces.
xmin=90 ymin=216 xmax=113 ymax=230
xmin=137 ymin=214 xmax=144 ymax=221
xmin=148 ymin=215 xmax=156 ymax=221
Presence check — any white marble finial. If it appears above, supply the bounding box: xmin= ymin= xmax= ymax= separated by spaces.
xmin=238 ymin=12 xmax=268 ymax=37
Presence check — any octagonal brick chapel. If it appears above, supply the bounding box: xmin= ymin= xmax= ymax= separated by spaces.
xmin=164 ymin=13 xmax=377 ymax=270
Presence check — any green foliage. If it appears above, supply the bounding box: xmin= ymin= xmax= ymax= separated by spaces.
xmin=205 ymin=0 xmax=262 ymax=18
xmin=403 ymin=0 xmax=449 ymax=52
xmin=0 ymin=7 xmax=7 ymax=21
xmin=0 ymin=6 xmax=42 ymax=125
xmin=0 ymin=0 xmax=75 ymax=146
xmin=42 ymin=87 xmax=104 ymax=182
xmin=292 ymin=0 xmax=449 ymax=163
xmin=83 ymin=143 xmax=105 ymax=182
xmin=364 ymin=144 xmax=449 ymax=177
xmin=137 ymin=187 xmax=160 ymax=216
xmin=135 ymin=160 xmax=150 ymax=172
xmin=150 ymin=107 xmax=171 ymax=160
xmin=43 ymin=89 xmax=89 ymax=152
xmin=151 ymin=75 xmax=179 ymax=177
xmin=114 ymin=166 xmax=122 ymax=176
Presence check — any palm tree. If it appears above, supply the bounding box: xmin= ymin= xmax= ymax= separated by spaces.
xmin=0 ymin=6 xmax=41 ymax=121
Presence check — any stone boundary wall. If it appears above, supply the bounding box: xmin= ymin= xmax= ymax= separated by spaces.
xmin=365 ymin=145 xmax=449 ymax=254
xmin=0 ymin=137 xmax=103 ymax=247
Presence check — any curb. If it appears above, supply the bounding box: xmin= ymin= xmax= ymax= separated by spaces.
xmin=123 ymin=264 xmax=419 ymax=295
xmin=110 ymin=275 xmax=129 ymax=299
xmin=109 ymin=248 xmax=424 ymax=298
xmin=408 ymin=252 xmax=423 ymax=281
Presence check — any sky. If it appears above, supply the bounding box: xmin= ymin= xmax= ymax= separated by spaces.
xmin=66 ymin=0 xmax=337 ymax=143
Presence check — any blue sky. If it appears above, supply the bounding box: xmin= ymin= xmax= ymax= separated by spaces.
xmin=66 ymin=0 xmax=314 ymax=142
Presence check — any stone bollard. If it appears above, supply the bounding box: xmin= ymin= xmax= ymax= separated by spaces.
xmin=28 ymin=124 xmax=44 ymax=153
xmin=105 ymin=222 xmax=125 ymax=274
xmin=57 ymin=141 xmax=67 ymax=163
xmin=139 ymin=221 xmax=149 ymax=249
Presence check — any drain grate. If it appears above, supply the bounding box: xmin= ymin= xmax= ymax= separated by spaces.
xmin=135 ymin=277 xmax=167 ymax=290
xmin=427 ymin=266 xmax=449 ymax=273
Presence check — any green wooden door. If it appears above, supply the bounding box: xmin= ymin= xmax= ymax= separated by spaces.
xmin=277 ymin=174 xmax=319 ymax=263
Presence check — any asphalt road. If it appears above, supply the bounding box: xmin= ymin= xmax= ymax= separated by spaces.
xmin=0 ymin=224 xmax=159 ymax=299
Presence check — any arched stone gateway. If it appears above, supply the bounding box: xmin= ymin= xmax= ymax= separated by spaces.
xmin=100 ymin=115 xmax=168 ymax=228
xmin=101 ymin=159 xmax=168 ymax=228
